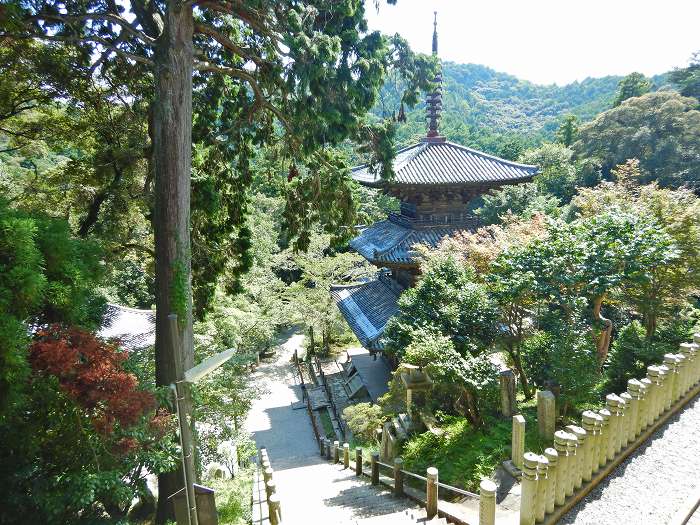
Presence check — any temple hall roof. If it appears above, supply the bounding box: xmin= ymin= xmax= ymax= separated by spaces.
xmin=351 ymin=140 xmax=538 ymax=188
xmin=331 ymin=278 xmax=400 ymax=351
xmin=349 ymin=214 xmax=473 ymax=266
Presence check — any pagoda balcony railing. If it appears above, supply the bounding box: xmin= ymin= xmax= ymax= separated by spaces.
xmin=388 ymin=211 xmax=480 ymax=229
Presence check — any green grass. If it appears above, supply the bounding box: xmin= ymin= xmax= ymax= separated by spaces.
xmin=319 ymin=409 xmax=336 ymax=439
xmin=208 ymin=467 xmax=254 ymax=525
xmin=401 ymin=398 xmax=546 ymax=493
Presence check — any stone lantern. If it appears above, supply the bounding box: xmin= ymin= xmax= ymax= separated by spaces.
xmin=399 ymin=364 xmax=432 ymax=420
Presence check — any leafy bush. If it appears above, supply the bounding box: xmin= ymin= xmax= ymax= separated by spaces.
xmin=603 ymin=315 xmax=697 ymax=394
xmin=209 ymin=467 xmax=255 ymax=525
xmin=342 ymin=402 xmax=384 ymax=443
xmin=402 ymin=411 xmax=545 ymax=492
xmin=521 ymin=325 xmax=599 ymax=413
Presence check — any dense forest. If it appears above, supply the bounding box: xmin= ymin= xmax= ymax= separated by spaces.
xmin=1 ymin=0 xmax=699 ymax=521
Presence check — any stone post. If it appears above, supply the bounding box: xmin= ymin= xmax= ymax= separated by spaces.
xmin=553 ymin=431 xmax=570 ymax=506
xmin=581 ymin=412 xmax=597 ymax=482
xmin=635 ymin=380 xmax=648 ymax=435
xmin=355 ymin=447 xmax=363 ymax=476
xmin=604 ymin=395 xmax=619 ymax=460
xmin=500 ymin=369 xmax=517 ymax=417
xmin=658 ymin=364 xmax=672 ymax=413
xmin=639 ymin=377 xmax=653 ymax=429
xmin=520 ymin=452 xmax=539 ymax=525
xmin=565 ymin=425 xmax=586 ymax=490
xmin=479 ymin=479 xmax=497 ymax=525
xmin=564 ymin=433 xmax=578 ymax=497
xmin=268 ymin=493 xmax=281 ymax=525
xmin=534 ymin=455 xmax=549 ymax=523
xmin=394 ymin=457 xmax=404 ymax=497
xmin=618 ymin=392 xmax=632 ymax=448
xmin=333 ymin=440 xmax=340 ymax=463
xmin=591 ymin=413 xmax=604 ymax=474
xmin=626 ymin=380 xmax=642 ymax=439
xmin=327 ymin=438 xmax=334 ymax=460
xmin=343 ymin=442 xmax=350 ymax=469
xmin=544 ymin=448 xmax=558 ymax=514
xmin=537 ymin=391 xmax=556 ymax=440
xmin=263 ymin=466 xmax=274 ymax=484
xmin=674 ymin=353 xmax=686 ymax=402
xmin=265 ymin=479 xmax=276 ymax=499
xmin=406 ymin=388 xmax=413 ymax=418
xmin=597 ymin=408 xmax=611 ymax=468
xmin=679 ymin=343 xmax=693 ymax=394
xmin=664 ymin=354 xmax=680 ymax=405
xmin=614 ymin=394 xmax=627 ymax=452
xmin=320 ymin=438 xmax=326 ymax=457
xmin=426 ymin=467 xmax=439 ymax=520
xmin=646 ymin=366 xmax=661 ymax=422
xmin=371 ymin=452 xmax=379 ymax=485
xmin=512 ymin=414 xmax=526 ymax=470
xmin=690 ymin=337 xmax=700 ymax=386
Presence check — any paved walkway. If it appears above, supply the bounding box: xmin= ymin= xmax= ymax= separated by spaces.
xmin=561 ymin=393 xmax=700 ymax=525
xmin=346 ymin=347 xmax=391 ymax=401
xmin=245 ymin=331 xmax=420 ymax=524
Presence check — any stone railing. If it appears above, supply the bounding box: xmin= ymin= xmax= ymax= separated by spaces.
xmin=257 ymin=448 xmax=283 ymax=525
xmin=318 ymin=437 xmax=499 ymax=525
xmin=517 ymin=338 xmax=700 ymax=525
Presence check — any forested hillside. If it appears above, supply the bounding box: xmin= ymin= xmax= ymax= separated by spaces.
xmin=379 ymin=62 xmax=669 ymax=151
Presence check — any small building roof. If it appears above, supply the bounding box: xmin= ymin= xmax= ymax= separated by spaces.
xmin=351 ymin=140 xmax=538 ymax=188
xmin=331 ymin=279 xmax=400 ymax=351
xmin=350 ymin=215 xmax=471 ymax=266
xmin=99 ymin=303 xmax=155 ymax=350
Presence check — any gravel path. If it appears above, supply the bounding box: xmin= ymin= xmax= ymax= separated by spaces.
xmin=560 ymin=394 xmax=700 ymax=525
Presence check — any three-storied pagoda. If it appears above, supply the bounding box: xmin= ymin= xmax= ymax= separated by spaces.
xmin=331 ymin=14 xmax=538 ymax=353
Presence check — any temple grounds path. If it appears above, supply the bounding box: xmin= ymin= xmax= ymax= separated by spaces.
xmin=244 ymin=330 xmax=419 ymax=524
xmin=560 ymin=394 xmax=700 ymax=524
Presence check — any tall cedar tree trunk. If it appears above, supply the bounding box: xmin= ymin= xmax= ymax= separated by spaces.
xmin=592 ymin=296 xmax=613 ymax=364
xmin=152 ymin=2 xmax=195 ymax=523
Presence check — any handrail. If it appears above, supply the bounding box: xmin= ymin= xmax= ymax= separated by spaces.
xmin=437 ymin=481 xmax=479 ymax=499
xmin=402 ymin=470 xmax=427 ymax=482
xmin=293 ymin=350 xmax=322 ymax=450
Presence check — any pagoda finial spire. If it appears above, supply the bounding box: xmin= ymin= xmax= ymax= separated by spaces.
xmin=432 ymin=11 xmax=438 ymax=55
xmin=426 ymin=11 xmax=443 ymax=140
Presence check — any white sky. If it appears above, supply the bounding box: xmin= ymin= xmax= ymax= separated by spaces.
xmin=364 ymin=0 xmax=700 ymax=85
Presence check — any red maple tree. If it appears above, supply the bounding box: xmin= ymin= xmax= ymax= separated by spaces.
xmin=29 ymin=325 xmax=157 ymax=437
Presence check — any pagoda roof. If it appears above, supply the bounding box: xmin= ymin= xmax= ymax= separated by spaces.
xmin=350 ymin=214 xmax=472 ymax=265
xmin=331 ymin=278 xmax=400 ymax=351
xmin=351 ymin=140 xmax=538 ymax=188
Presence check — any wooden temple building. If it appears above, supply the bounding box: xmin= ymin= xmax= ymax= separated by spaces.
xmin=331 ymin=15 xmax=538 ymax=354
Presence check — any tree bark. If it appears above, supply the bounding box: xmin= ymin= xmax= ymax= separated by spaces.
xmin=152 ymin=2 xmax=194 ymax=523
xmin=592 ymin=296 xmax=612 ymax=364
xmin=510 ymin=348 xmax=533 ymax=400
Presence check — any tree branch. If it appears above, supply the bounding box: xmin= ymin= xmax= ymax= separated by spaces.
xmin=5 ymin=33 xmax=154 ymax=66
xmin=194 ymin=23 xmax=267 ymax=68
xmin=29 ymin=12 xmax=155 ymax=45
xmin=194 ymin=61 xmax=290 ymax=132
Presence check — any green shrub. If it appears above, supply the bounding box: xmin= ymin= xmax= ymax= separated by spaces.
xmin=209 ymin=467 xmax=254 ymax=525
xmin=342 ymin=402 xmax=384 ymax=443
xmin=521 ymin=324 xmax=599 ymax=413
xmin=402 ymin=410 xmax=545 ymax=492
xmin=603 ymin=314 xmax=697 ymax=394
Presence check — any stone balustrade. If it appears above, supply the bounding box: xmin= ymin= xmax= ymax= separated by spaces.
xmin=518 ymin=337 xmax=700 ymax=525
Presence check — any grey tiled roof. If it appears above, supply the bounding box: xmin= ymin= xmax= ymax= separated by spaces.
xmin=99 ymin=303 xmax=155 ymax=350
xmin=331 ymin=279 xmax=400 ymax=351
xmin=349 ymin=217 xmax=470 ymax=265
xmin=351 ymin=140 xmax=538 ymax=187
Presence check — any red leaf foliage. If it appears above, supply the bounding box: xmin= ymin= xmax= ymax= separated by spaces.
xmin=29 ymin=325 xmax=156 ymax=435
